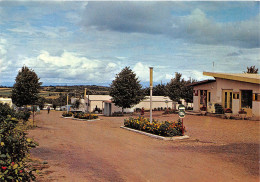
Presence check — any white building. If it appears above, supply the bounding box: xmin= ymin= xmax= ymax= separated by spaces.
xmin=0 ymin=97 xmax=13 ymax=107
xmin=71 ymin=95 xmax=176 ymax=116
xmin=191 ymin=72 xmax=260 ymax=119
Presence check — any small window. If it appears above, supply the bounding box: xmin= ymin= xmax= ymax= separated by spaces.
xmin=233 ymin=92 xmax=239 ymax=99
xmin=208 ymin=92 xmax=211 ymax=102
xmin=253 ymin=93 xmax=260 ymax=101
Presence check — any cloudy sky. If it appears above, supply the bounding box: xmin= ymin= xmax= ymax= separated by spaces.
xmin=0 ymin=1 xmax=259 ymax=86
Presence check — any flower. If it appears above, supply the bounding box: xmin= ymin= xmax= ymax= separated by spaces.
xmin=1 ymin=166 xmax=7 ymax=170
xmin=238 ymin=109 xmax=247 ymax=114
xmin=0 ymin=142 xmax=4 ymax=146
xmin=200 ymin=106 xmax=207 ymax=111
xmin=19 ymin=170 xmax=23 ymax=173
xmin=225 ymin=108 xmax=232 ymax=113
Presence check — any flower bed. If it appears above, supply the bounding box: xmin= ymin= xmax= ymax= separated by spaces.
xmin=62 ymin=112 xmax=73 ymax=117
xmin=73 ymin=112 xmax=98 ymax=120
xmin=124 ymin=117 xmax=185 ymax=137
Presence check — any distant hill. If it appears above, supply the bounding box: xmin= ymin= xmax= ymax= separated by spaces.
xmin=0 ymin=85 xmax=110 ymax=99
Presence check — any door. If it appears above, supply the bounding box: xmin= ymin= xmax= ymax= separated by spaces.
xmin=222 ymin=90 xmax=233 ymax=109
xmin=199 ymin=90 xmax=207 ymax=108
xmin=241 ymin=90 xmax=252 ymax=117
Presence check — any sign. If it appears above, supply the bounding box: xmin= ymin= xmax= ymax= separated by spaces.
xmin=178 ymin=104 xmax=185 ymax=118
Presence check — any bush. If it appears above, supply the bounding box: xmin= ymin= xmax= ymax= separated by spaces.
xmin=0 ymin=116 xmax=38 ymax=181
xmin=0 ymin=103 xmax=31 ymax=122
xmin=124 ymin=117 xmax=185 ymax=137
xmin=163 ymin=109 xmax=177 ymax=114
xmin=214 ymin=103 xmax=223 ymax=114
xmin=62 ymin=112 xmax=73 ymax=117
xmin=75 ymin=113 xmax=98 ymax=119
xmin=224 ymin=108 xmax=232 ymax=113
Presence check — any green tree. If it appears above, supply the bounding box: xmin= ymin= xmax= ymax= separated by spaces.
xmin=182 ymin=78 xmax=196 ymax=103
xmin=166 ymin=73 xmax=185 ymax=102
xmin=166 ymin=73 xmax=194 ymax=103
xmin=110 ymin=67 xmax=145 ymax=112
xmin=11 ymin=66 xmax=42 ymax=107
xmin=143 ymin=84 xmax=167 ymax=96
xmin=153 ymin=83 xmax=167 ymax=96
xmin=245 ymin=66 xmax=258 ymax=74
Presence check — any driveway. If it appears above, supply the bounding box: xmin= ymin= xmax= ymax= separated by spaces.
xmin=28 ymin=111 xmax=259 ymax=182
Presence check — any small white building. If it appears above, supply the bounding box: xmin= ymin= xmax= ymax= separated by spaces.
xmin=192 ymin=72 xmax=260 ymax=119
xmin=103 ymin=96 xmax=175 ymax=116
xmin=71 ymin=95 xmax=175 ymax=116
xmin=0 ymin=97 xmax=13 ymax=107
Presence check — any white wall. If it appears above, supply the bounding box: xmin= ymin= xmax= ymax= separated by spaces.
xmin=193 ymin=78 xmax=260 ymax=117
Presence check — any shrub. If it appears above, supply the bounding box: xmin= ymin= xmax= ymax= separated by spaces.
xmin=73 ymin=113 xmax=98 ymax=119
xmin=238 ymin=109 xmax=247 ymax=114
xmin=124 ymin=117 xmax=185 ymax=137
xmin=200 ymin=106 xmax=207 ymax=111
xmin=0 ymin=103 xmax=31 ymax=122
xmin=214 ymin=103 xmax=224 ymax=114
xmin=62 ymin=112 xmax=73 ymax=117
xmin=163 ymin=109 xmax=177 ymax=114
xmin=0 ymin=116 xmax=38 ymax=181
xmin=224 ymin=108 xmax=232 ymax=113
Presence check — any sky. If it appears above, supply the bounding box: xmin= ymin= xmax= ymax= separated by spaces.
xmin=0 ymin=1 xmax=259 ymax=86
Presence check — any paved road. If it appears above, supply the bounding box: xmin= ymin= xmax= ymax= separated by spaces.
xmin=29 ymin=111 xmax=259 ymax=182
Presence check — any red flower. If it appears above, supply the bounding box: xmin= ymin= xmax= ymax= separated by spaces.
xmin=11 ymin=162 xmax=15 ymax=166
xmin=1 ymin=166 xmax=7 ymax=170
xmin=19 ymin=170 xmax=23 ymax=173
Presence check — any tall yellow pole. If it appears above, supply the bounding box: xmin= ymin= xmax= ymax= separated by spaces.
xmin=149 ymin=67 xmax=153 ymax=123
xmin=84 ymin=88 xmax=87 ymax=99
xmin=67 ymin=93 xmax=69 ymax=114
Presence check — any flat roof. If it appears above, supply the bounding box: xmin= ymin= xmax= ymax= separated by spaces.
xmin=203 ymin=72 xmax=260 ymax=84
xmin=189 ymin=79 xmax=216 ymax=86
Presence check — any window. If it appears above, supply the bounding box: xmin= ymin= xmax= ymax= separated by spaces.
xmin=253 ymin=93 xmax=260 ymax=101
xmin=233 ymin=92 xmax=239 ymax=99
xmin=241 ymin=90 xmax=252 ymax=108
xmin=208 ymin=92 xmax=211 ymax=102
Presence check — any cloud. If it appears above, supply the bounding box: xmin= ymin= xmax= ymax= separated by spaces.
xmin=23 ymin=50 xmax=123 ymax=85
xmin=8 ymin=23 xmax=72 ymax=39
xmin=133 ymin=62 xmax=174 ymax=83
xmin=0 ymin=38 xmax=8 ymax=73
xmin=81 ymin=2 xmax=260 ymax=48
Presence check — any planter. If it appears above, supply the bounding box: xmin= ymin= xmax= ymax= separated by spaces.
xmin=201 ymin=111 xmax=207 ymax=116
xmin=239 ymin=113 xmax=246 ymax=120
xmin=225 ymin=113 xmax=232 ymax=119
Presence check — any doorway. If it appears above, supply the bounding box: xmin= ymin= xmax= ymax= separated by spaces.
xmin=222 ymin=90 xmax=233 ymax=110
xmin=241 ymin=90 xmax=252 ymax=117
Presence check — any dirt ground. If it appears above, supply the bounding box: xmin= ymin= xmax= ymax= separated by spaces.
xmin=28 ymin=110 xmax=259 ymax=182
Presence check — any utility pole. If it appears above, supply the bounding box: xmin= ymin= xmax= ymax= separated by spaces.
xmin=149 ymin=67 xmax=153 ymax=124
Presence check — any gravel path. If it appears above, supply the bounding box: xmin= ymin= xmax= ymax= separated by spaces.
xmin=28 ymin=111 xmax=259 ymax=182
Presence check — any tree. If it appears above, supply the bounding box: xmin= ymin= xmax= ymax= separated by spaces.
xmin=166 ymin=73 xmax=195 ymax=103
xmin=153 ymin=83 xmax=167 ymax=96
xmin=182 ymin=78 xmax=196 ymax=103
xmin=11 ymin=66 xmax=42 ymax=107
xmin=166 ymin=73 xmax=185 ymax=102
xmin=245 ymin=66 xmax=258 ymax=74
xmin=110 ymin=67 xmax=145 ymax=112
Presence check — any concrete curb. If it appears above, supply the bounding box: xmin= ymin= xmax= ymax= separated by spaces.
xmin=61 ymin=117 xmax=100 ymax=121
xmin=72 ymin=118 xmax=100 ymax=121
xmin=120 ymin=126 xmax=189 ymax=141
